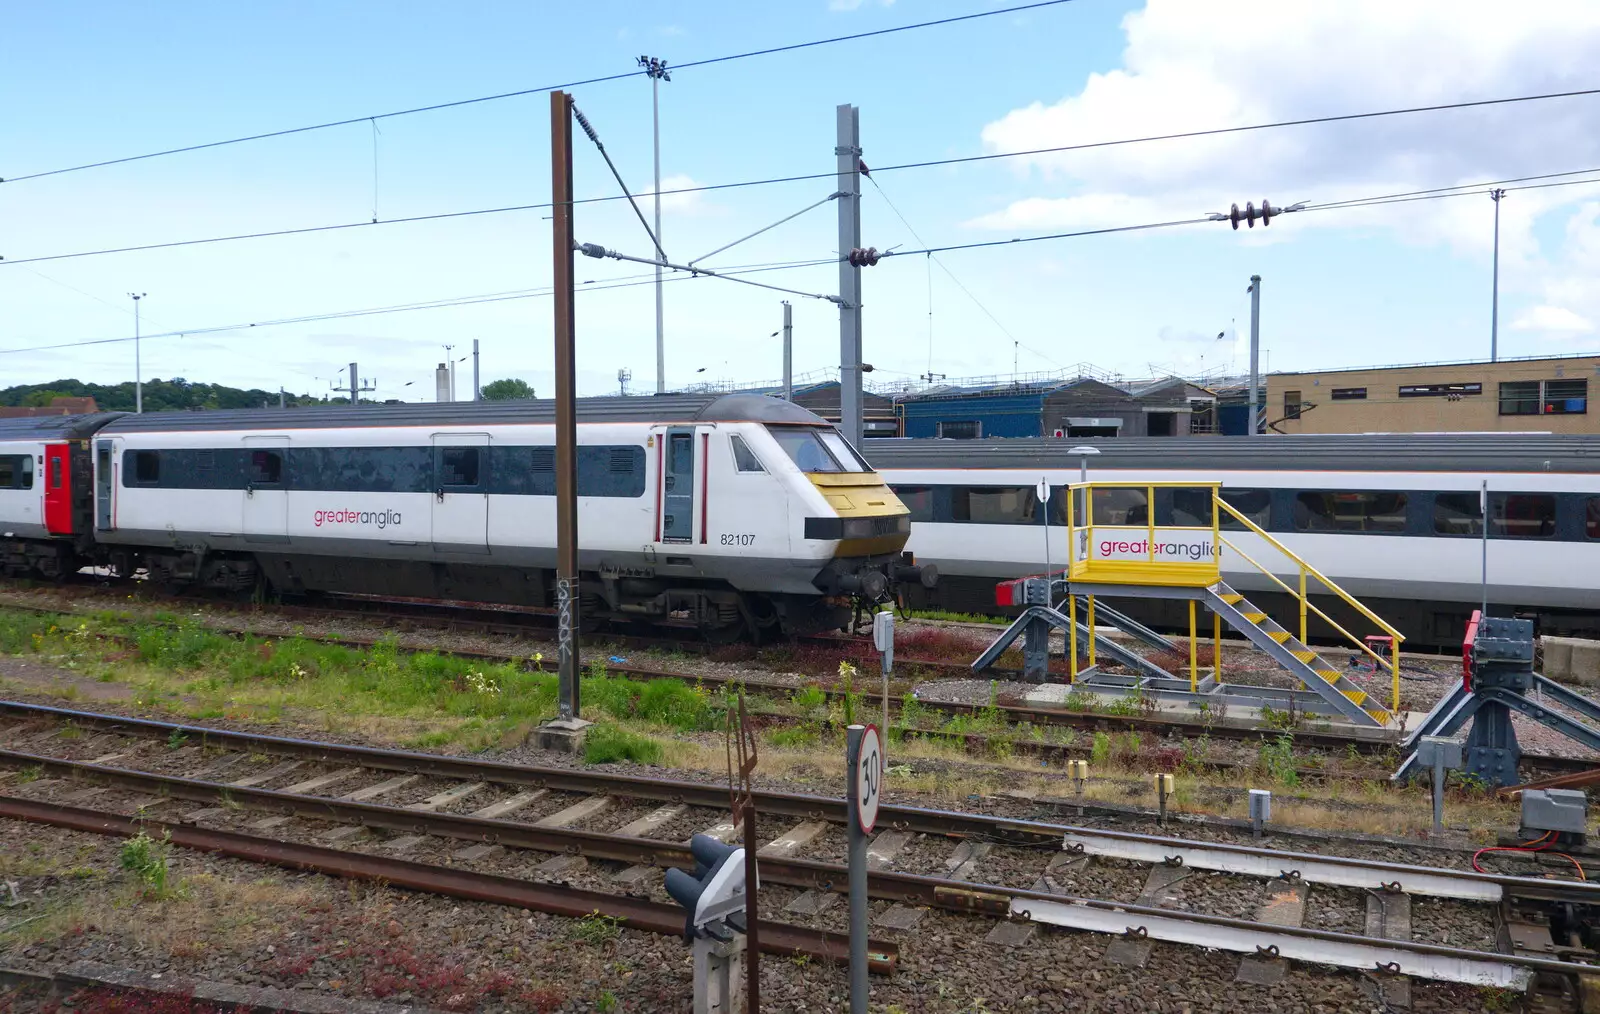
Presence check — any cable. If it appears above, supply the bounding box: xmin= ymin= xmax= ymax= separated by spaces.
xmin=2 ymin=0 xmax=1078 ymax=185
xmin=0 ymin=257 xmax=838 ymax=356
xmin=1472 ymin=831 xmax=1587 ymax=881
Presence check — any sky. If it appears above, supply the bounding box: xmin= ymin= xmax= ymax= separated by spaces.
xmin=5 ymin=0 xmax=1600 ymax=401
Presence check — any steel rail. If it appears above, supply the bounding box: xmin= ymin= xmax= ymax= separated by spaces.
xmin=2 ymin=768 xmax=1591 ymax=989
xmin=3 ymin=706 xmax=1595 ymax=905
xmin=0 ymin=794 xmax=894 ymax=972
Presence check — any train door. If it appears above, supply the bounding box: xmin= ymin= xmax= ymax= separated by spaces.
xmin=658 ymin=427 xmax=697 ymax=543
xmin=241 ymin=437 xmax=289 ymax=543
xmin=43 ymin=443 xmax=72 ymax=535
xmin=95 ymin=439 xmax=115 ymax=531
xmin=431 ymin=434 xmax=489 ymax=554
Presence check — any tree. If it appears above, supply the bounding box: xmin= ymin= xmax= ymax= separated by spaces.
xmin=480 ymin=378 xmax=536 ymax=401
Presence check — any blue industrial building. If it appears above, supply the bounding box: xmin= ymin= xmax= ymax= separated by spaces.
xmin=898 ymin=376 xmax=1217 ymax=439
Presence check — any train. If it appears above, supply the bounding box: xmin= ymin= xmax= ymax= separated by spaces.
xmin=0 ymin=395 xmax=930 ymax=639
xmin=866 ymin=434 xmax=1600 ymax=648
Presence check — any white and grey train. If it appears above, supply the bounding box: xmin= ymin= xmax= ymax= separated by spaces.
xmin=867 ymin=435 xmax=1600 ymax=648
xmin=0 ymin=395 xmax=929 ymax=638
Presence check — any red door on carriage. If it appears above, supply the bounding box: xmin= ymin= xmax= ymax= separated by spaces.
xmin=43 ymin=443 xmax=72 ymax=535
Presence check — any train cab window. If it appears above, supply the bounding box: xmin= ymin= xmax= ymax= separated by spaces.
xmin=729 ymin=435 xmax=766 ymax=473
xmin=1217 ymin=489 xmax=1271 ymax=530
xmin=134 ymin=451 xmax=160 ymax=485
xmin=249 ymin=450 xmax=283 ymax=486
xmin=892 ymin=486 xmax=934 ymax=523
xmin=767 ymin=427 xmax=843 ymax=473
xmin=1295 ymin=491 xmax=1408 ymax=533
xmin=816 ymin=431 xmax=869 ymax=472
xmin=953 ymin=486 xmax=1036 ymax=525
xmin=1587 ymin=498 xmax=1600 ymax=540
xmin=439 ymin=448 xmax=480 ymax=487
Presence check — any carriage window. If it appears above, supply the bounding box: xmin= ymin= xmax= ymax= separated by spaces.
xmin=1218 ymin=489 xmax=1271 ymax=530
xmin=892 ymin=486 xmax=934 ymax=523
xmin=952 ymin=486 xmax=1036 ymax=525
xmin=49 ymin=457 xmax=62 ymax=489
xmin=1435 ymin=492 xmax=1556 ymax=538
xmin=1587 ymin=498 xmax=1600 ymax=540
xmin=729 ymin=435 xmax=766 ymax=473
xmin=1090 ymin=487 xmax=1148 ymax=526
xmin=439 ymin=447 xmax=480 ymax=486
xmin=1166 ymin=488 xmax=1214 ymax=527
xmin=0 ymin=457 xmax=13 ymax=489
xmin=134 ymin=451 xmax=160 ymax=484
xmin=20 ymin=457 xmax=34 ymax=490
xmin=249 ymin=450 xmax=282 ymax=485
xmin=1295 ymin=491 xmax=1408 ymax=533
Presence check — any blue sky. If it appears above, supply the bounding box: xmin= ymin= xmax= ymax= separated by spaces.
xmin=5 ymin=0 xmax=1599 ymax=400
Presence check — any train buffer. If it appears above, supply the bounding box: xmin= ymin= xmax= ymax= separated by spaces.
xmin=1394 ymin=611 xmax=1600 ymax=788
xmin=973 ymin=480 xmax=1407 ymax=729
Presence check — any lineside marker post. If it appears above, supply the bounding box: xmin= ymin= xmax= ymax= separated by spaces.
xmin=847 ymin=724 xmax=880 ymax=1014
xmin=873 ymin=612 xmax=894 ymax=773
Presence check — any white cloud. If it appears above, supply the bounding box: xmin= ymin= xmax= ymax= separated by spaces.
xmin=653 ymin=173 xmax=718 ymax=215
xmin=1512 ymin=305 xmax=1593 ymax=335
xmin=973 ymin=0 xmax=1600 ymax=263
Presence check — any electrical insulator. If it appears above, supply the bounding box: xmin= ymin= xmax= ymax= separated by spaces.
xmin=848 ymin=247 xmax=881 ymax=267
xmin=1260 ymin=199 xmax=1275 ymax=226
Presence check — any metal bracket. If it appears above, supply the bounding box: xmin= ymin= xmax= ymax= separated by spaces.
xmin=1122 ymin=926 xmax=1149 ymax=940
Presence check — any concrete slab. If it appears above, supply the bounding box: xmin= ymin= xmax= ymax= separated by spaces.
xmin=531 ymin=717 xmax=593 ymax=754
xmin=1031 ymin=853 xmax=1090 ymax=894
xmin=944 ymin=841 xmax=992 ymax=882
xmin=60 ymin=786 xmax=109 ymax=804
xmin=281 ymin=768 xmax=362 ymax=796
xmin=247 ymin=816 xmax=293 ymax=831
xmin=182 ymin=807 xmax=230 ymax=821
xmin=867 ymin=831 xmax=914 ymax=870
xmin=535 ymin=854 xmax=588 ymax=877
xmin=1235 ymin=954 xmax=1288 ymax=985
xmin=339 ymin=774 xmax=418 ymax=802
xmin=985 ymin=920 xmax=1037 ymax=948
xmin=784 ymin=891 xmax=838 ymax=917
xmin=123 ymin=797 xmax=174 ymax=814
xmin=87 ymin=753 xmax=128 ymax=765
xmin=1572 ymin=641 xmax=1600 ymax=688
xmin=1365 ymin=891 xmax=1413 ymax=1010
xmin=1255 ymin=878 xmax=1308 ymax=928
xmin=322 ymin=825 xmax=368 ymax=843
xmin=1545 ymin=637 xmax=1578 ymax=683
xmin=758 ymin=821 xmax=829 ymax=859
xmin=453 ymin=843 xmax=504 ymax=862
xmin=614 ymin=804 xmax=687 ymax=838
xmin=381 ymin=835 xmax=429 ymax=853
xmin=469 ymin=790 xmax=548 ymax=821
xmin=1103 ymin=937 xmax=1153 ymax=968
xmin=535 ymin=795 xmax=612 ymax=828
xmin=228 ymin=760 xmax=303 ymax=788
xmin=406 ymin=781 xmax=487 ymax=812
xmin=875 ymin=904 xmax=927 ymax=932
xmin=1134 ymin=863 xmax=1192 ymax=907
xmin=695 ymin=820 xmax=738 ymax=843
xmin=612 ymin=864 xmax=657 ymax=886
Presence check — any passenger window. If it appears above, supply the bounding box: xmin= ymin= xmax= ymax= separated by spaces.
xmin=1165 ymin=488 xmax=1215 ymax=527
xmin=1435 ymin=492 xmax=1556 ymax=538
xmin=729 ymin=435 xmax=766 ymax=473
xmin=1218 ymin=489 xmax=1271 ymax=530
xmin=952 ymin=486 xmax=1036 ymax=525
xmin=134 ymin=451 xmax=159 ymax=485
xmin=1587 ymin=498 xmax=1600 ymax=540
xmin=1090 ymin=487 xmax=1148 ymax=526
xmin=50 ymin=457 xmax=62 ymax=489
xmin=892 ymin=486 xmax=934 ymax=523
xmin=0 ymin=457 xmax=14 ymax=489
xmin=1295 ymin=491 xmax=1408 ymax=533
xmin=440 ymin=448 xmax=480 ymax=486
xmin=249 ymin=451 xmax=282 ymax=485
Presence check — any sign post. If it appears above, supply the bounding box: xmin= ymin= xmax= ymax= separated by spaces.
xmin=1036 ymin=477 xmax=1052 ymax=607
xmin=872 ymin=612 xmax=894 ymax=772
xmin=847 ymin=724 xmax=880 ymax=1014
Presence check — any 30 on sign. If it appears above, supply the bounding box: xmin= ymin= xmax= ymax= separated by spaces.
xmin=854 ymin=724 xmax=881 ymax=834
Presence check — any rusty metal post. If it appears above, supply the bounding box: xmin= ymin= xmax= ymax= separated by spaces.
xmin=551 ymin=90 xmax=581 ymax=720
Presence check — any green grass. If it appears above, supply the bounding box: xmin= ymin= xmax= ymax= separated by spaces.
xmin=0 ymin=607 xmax=732 ymax=751
xmin=582 ymin=724 xmax=665 ymax=765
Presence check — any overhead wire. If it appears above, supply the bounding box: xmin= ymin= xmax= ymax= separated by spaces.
xmin=1 ymin=0 xmax=1080 ymax=185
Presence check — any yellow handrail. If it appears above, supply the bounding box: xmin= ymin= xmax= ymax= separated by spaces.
xmin=1213 ymin=498 xmax=1404 ymax=642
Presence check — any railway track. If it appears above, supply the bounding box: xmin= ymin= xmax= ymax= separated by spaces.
xmin=8 ymin=588 xmax=1600 ymax=788
xmin=2 ymin=702 xmax=1599 ymax=1000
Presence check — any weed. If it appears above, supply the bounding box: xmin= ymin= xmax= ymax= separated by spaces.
xmin=1102 ymin=695 xmax=1141 ymax=718
xmin=582 ymin=724 xmax=664 ymax=766
xmin=1260 ymin=703 xmax=1302 ymax=732
xmin=595 ymin=990 xmax=619 ymax=1013
xmin=792 ymin=684 xmax=827 ymax=713
xmin=16 ymin=765 xmax=41 ymax=784
xmin=569 ymin=911 xmax=624 ymax=947
xmin=165 ymin=728 xmax=189 ymax=750
xmin=1258 ymin=734 xmax=1299 ymax=787
xmin=119 ymin=831 xmax=181 ymax=900
xmin=767 ymin=726 xmax=819 ymax=750
xmin=1090 ymin=732 xmax=1110 ymax=766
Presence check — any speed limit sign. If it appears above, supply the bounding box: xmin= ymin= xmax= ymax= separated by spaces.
xmin=852 ymin=724 xmax=882 ymax=834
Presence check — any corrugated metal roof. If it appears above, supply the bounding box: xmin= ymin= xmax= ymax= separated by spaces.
xmin=0 ymin=413 xmax=126 ymax=440
xmin=863 ymin=434 xmax=1600 ymax=473
xmin=96 ymin=394 xmax=825 ymax=433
